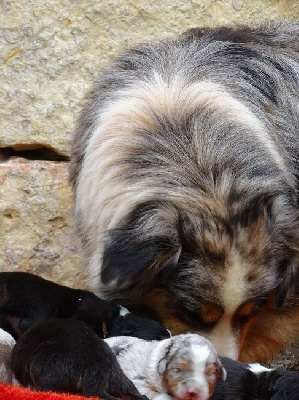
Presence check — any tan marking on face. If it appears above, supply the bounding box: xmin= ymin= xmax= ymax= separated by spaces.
xmin=239 ymin=292 xmax=299 ymax=362
xmin=165 ymin=357 xmax=193 ymax=392
xmin=236 ymin=300 xmax=256 ymax=319
xmin=200 ymin=302 xmax=223 ymax=324
xmin=128 ymin=289 xmax=196 ymax=335
xmin=205 ymin=363 xmax=219 ymax=397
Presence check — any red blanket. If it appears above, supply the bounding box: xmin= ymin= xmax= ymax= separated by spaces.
xmin=0 ymin=383 xmax=98 ymax=400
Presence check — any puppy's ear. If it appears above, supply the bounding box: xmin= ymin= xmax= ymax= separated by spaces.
xmin=101 ymin=227 xmax=181 ymax=287
xmin=157 ymin=358 xmax=167 ymax=375
xmin=216 ymin=358 xmax=226 ymax=382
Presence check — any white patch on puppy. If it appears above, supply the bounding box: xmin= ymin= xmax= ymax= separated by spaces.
xmin=248 ymin=363 xmax=272 ymax=373
xmin=118 ymin=305 xmax=130 ymax=316
xmin=105 ymin=333 xmax=226 ymax=400
xmin=0 ymin=328 xmax=18 ymax=385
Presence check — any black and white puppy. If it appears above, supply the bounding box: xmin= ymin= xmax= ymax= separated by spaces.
xmin=11 ymin=319 xmax=148 ymax=400
xmin=212 ymin=358 xmax=299 ymax=400
xmin=105 ymin=333 xmax=226 ymax=400
xmin=0 ymin=271 xmax=170 ymax=340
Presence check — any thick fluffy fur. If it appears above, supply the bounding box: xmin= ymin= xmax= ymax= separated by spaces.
xmin=11 ymin=319 xmax=148 ymax=400
xmin=105 ymin=333 xmax=226 ymax=400
xmin=0 ymin=272 xmax=169 ymax=340
xmin=0 ymin=327 xmax=18 ymax=385
xmin=70 ymin=22 xmax=299 ymax=362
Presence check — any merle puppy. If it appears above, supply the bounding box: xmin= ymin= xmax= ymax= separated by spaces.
xmin=105 ymin=333 xmax=226 ymax=400
xmin=105 ymin=333 xmax=298 ymax=400
xmin=0 ymin=272 xmax=169 ymax=340
xmin=12 ymin=319 xmax=148 ymax=399
xmin=212 ymin=358 xmax=299 ymax=400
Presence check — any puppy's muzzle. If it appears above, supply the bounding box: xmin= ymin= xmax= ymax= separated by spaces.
xmin=176 ymin=379 xmax=209 ymax=400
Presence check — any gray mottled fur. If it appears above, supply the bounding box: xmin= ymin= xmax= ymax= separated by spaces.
xmin=69 ymin=21 xmax=299 ymax=361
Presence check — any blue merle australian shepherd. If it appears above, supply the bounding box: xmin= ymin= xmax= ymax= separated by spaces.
xmin=70 ymin=21 xmax=299 ymax=363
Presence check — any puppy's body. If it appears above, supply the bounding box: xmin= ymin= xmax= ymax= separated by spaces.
xmin=0 ymin=272 xmax=169 ymax=340
xmin=12 ymin=319 xmax=147 ymax=400
xmin=105 ymin=333 xmax=225 ymax=400
xmin=0 ymin=327 xmax=18 ymax=385
xmin=212 ymin=358 xmax=299 ymax=400
xmin=105 ymin=334 xmax=299 ymax=400
xmin=70 ymin=22 xmax=299 ymax=362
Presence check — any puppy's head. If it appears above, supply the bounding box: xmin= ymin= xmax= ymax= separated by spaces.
xmin=101 ymin=190 xmax=299 ymax=362
xmin=158 ymin=334 xmax=226 ymax=400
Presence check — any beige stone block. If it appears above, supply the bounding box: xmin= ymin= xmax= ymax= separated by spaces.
xmin=1 ymin=0 xmax=299 ymax=156
xmin=0 ymin=158 xmax=85 ymax=289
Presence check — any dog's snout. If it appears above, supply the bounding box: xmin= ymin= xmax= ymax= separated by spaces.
xmin=186 ymin=390 xmax=197 ymax=397
xmin=184 ymin=389 xmax=207 ymax=400
xmin=179 ymin=380 xmax=209 ymax=400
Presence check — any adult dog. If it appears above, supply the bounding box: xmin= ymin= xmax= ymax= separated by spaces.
xmin=70 ymin=21 xmax=299 ymax=362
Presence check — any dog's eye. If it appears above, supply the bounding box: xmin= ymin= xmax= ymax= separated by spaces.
xmin=235 ymin=299 xmax=261 ymax=324
xmin=171 ymin=367 xmax=182 ymax=374
xmin=205 ymin=364 xmax=218 ymax=381
xmin=237 ymin=300 xmax=255 ymax=317
xmin=205 ymin=369 xmax=217 ymax=382
xmin=200 ymin=302 xmax=223 ymax=324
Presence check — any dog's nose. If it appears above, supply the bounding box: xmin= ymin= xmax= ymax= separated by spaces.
xmin=186 ymin=391 xmax=197 ymax=397
xmin=185 ymin=390 xmax=207 ymax=400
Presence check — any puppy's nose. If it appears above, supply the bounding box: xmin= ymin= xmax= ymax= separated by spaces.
xmin=185 ymin=390 xmax=206 ymax=400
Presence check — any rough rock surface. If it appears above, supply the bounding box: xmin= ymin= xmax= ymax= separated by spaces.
xmin=1 ymin=0 xmax=299 ymax=155
xmin=0 ymin=158 xmax=85 ymax=289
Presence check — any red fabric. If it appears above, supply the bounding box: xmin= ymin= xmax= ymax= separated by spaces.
xmin=0 ymin=383 xmax=98 ymax=400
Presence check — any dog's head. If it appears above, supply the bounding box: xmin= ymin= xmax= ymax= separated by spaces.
xmin=100 ymin=190 xmax=299 ymax=362
xmin=157 ymin=334 xmax=226 ymax=400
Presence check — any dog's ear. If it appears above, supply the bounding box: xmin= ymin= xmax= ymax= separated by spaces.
xmin=275 ymin=261 xmax=298 ymax=307
xmin=216 ymin=358 xmax=227 ymax=382
xmin=271 ymin=196 xmax=299 ymax=307
xmin=239 ymin=192 xmax=299 ymax=308
xmin=101 ymin=227 xmax=181 ymax=287
xmin=157 ymin=357 xmax=167 ymax=375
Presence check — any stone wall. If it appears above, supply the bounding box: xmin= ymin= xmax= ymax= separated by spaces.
xmin=0 ymin=0 xmax=298 ymax=366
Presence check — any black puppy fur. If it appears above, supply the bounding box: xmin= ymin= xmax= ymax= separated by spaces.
xmin=0 ymin=272 xmax=170 ymax=340
xmin=12 ymin=319 xmax=148 ymax=400
xmin=212 ymin=357 xmax=299 ymax=400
